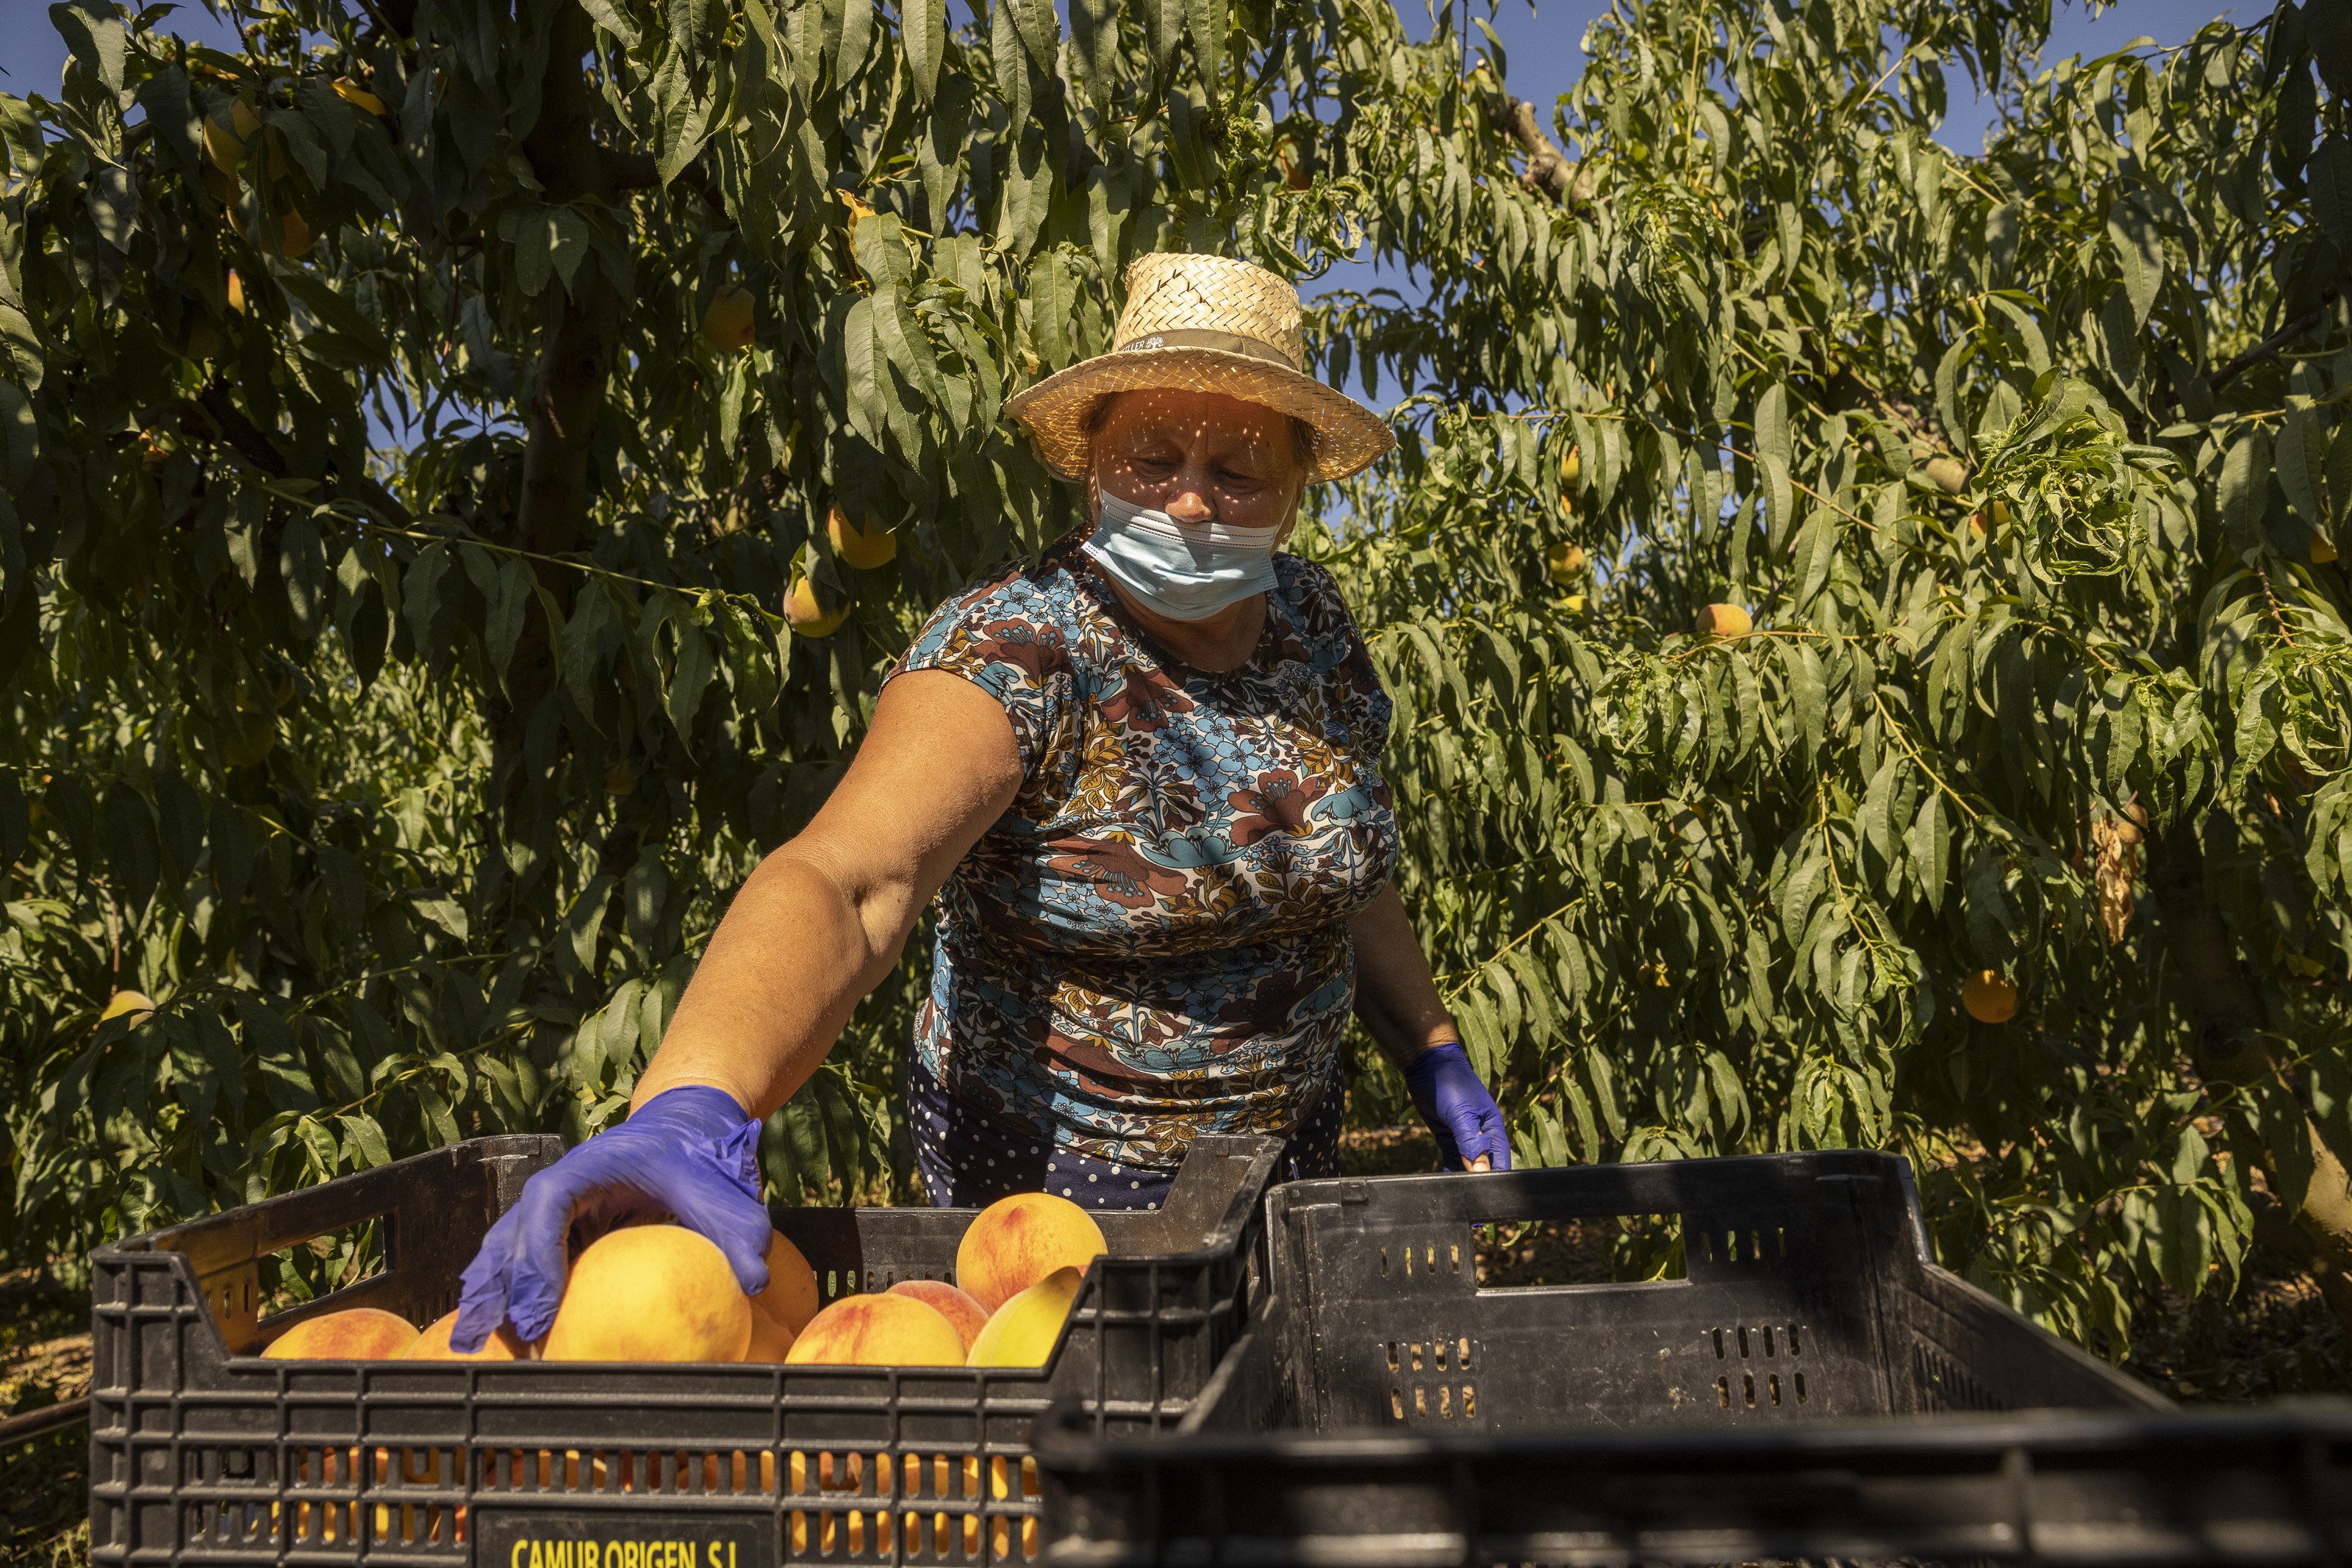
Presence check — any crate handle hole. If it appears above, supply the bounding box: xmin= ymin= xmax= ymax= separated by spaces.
xmin=1768 ymin=1373 xmax=1782 ymax=1407
xmin=1715 ymin=1375 xmax=1730 ymax=1409
xmin=1473 ymin=1212 xmax=1685 ymax=1287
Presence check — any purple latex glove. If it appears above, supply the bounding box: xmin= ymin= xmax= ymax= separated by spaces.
xmin=452 ymin=1086 xmax=772 ymax=1351
xmin=1404 ymin=1040 xmax=1513 ymax=1173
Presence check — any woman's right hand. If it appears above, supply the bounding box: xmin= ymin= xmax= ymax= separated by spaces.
xmin=451 ymin=1085 xmax=775 ymax=1351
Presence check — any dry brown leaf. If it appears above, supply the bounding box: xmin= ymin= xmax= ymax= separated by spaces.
xmin=2092 ymin=815 xmax=2140 ymax=946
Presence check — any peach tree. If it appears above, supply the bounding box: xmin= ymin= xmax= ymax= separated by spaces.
xmin=4 ymin=0 xmax=2348 ymax=1356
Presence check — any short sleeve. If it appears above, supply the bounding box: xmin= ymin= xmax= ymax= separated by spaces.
xmin=891 ymin=567 xmax=1076 ymax=782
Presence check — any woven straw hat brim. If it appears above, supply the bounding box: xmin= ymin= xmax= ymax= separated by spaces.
xmin=1005 ymin=345 xmax=1394 ymax=483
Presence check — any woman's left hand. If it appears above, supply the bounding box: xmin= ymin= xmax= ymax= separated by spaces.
xmin=1405 ymin=1040 xmax=1512 ymax=1172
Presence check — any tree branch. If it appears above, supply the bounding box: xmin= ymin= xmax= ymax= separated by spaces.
xmin=2207 ymin=292 xmax=2339 ymax=395
xmin=164 ymin=384 xmax=417 ymax=530
xmin=478 ymin=0 xmax=627 ymax=908
xmin=1483 ymin=93 xmax=1596 ymax=207
xmin=514 ymin=2 xmax=623 ymax=574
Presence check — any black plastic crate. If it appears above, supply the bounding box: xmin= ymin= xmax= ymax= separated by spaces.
xmin=1035 ymin=1398 xmax=2352 ymax=1564
xmin=88 ymin=1130 xmax=1279 ymax=1566
xmin=1026 ymin=1150 xmax=2350 ymax=1567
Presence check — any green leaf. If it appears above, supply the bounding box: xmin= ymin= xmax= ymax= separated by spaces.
xmin=1072 ymin=0 xmax=1118 ymax=93
xmin=903 ymin=0 xmax=947 ymax=101
xmin=2310 ymin=137 xmax=2352 ymax=251
xmin=101 ymin=781 xmax=159 ymax=913
xmin=2309 ymin=0 xmax=2352 ymax=100
xmin=1755 ymin=381 xmax=1790 ymax=470
xmin=2219 ymin=428 xmax=2272 ymax=558
xmin=562 ymin=874 xmax=620 ymax=978
xmin=842 ymin=295 xmax=889 ymax=448
xmin=1003 ymin=0 xmax=1058 ymax=75
xmin=2105 ymin=191 xmax=2164 ymax=328
xmin=670 ymin=0 xmax=723 ymax=57
xmin=1760 ymin=453 xmax=1794 ymax=554
xmin=1139 ymin=0 xmax=1181 ymax=74
xmin=1028 ymin=249 xmax=1076 ymax=370
xmin=666 ymin=618 xmax=716 ymax=740
xmin=1789 ymin=508 xmax=1840 ymax=608
xmin=579 ymin=0 xmax=642 ymax=43
xmin=2280 ymin=404 xmax=2331 ymax=528
xmin=50 ymin=1 xmax=126 ymax=96
xmin=1187 ymin=0 xmax=1227 ymax=93
xmin=484 ymin=554 xmax=533 ymax=685
xmin=836 ymin=0 xmax=874 ymax=81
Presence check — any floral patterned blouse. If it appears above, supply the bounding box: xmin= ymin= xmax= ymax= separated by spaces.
xmin=889 ymin=539 xmax=1401 ymax=1170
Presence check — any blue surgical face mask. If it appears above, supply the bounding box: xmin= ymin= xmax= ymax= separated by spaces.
xmin=1083 ymin=489 xmax=1282 ymax=622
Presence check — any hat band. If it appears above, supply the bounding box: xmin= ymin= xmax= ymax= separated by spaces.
xmin=1112 ymin=328 xmax=1299 ymax=371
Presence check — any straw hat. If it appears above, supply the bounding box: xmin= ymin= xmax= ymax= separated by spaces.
xmin=1005 ymin=253 xmax=1394 ymax=483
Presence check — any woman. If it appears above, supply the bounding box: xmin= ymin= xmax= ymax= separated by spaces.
xmin=453 ymin=254 xmax=1507 ymax=1350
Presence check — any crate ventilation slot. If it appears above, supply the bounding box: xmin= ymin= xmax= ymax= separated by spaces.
xmin=1710 ymin=1321 xmax=1807 ymax=1411
xmin=786 ymin=1449 xmax=1042 ymax=1561
xmin=1384 ymin=1337 xmax=1476 ymax=1422
xmin=1376 ymin=1242 xmax=1461 ymax=1279
xmin=1912 ymin=1340 xmax=2002 ymax=1413
xmin=1695 ymin=1226 xmax=1788 ymax=1265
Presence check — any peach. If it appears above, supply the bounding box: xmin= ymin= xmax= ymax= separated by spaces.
xmin=542 ymin=1223 xmax=752 ymax=1363
xmin=955 ymin=1193 xmax=1105 ymax=1313
xmin=742 ymin=1312 xmax=798 ymax=1363
xmin=403 ymin=1309 xmax=526 ymax=1362
xmin=967 ymin=1267 xmax=1083 ymax=1369
xmin=753 ymin=1229 xmax=822 ymax=1333
xmin=261 ymin=1307 xmax=418 ymax=1360
xmin=783 ymin=1293 xmax=966 ymax=1367
xmin=827 ymin=503 xmax=898 ymax=569
xmin=886 ymin=1279 xmax=990 ymax=1352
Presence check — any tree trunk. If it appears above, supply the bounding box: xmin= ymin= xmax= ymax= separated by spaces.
xmin=488 ymin=0 xmax=626 ymax=913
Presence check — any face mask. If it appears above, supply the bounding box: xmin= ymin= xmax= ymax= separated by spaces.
xmin=1083 ymin=489 xmax=1282 ymax=622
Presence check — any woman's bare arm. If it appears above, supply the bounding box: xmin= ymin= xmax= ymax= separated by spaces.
xmin=1349 ymin=885 xmax=1495 ymax=1170
xmin=1348 ymin=885 xmax=1458 ymax=1068
xmin=630 ymin=670 xmax=1023 ymax=1118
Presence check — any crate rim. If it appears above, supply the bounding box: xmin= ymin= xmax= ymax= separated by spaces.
xmin=93 ymin=1131 xmax=1275 ymax=1274
xmin=88 ymin=1131 xmax=1281 ymax=1381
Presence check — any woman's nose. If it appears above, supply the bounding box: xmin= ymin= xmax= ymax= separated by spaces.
xmin=1164 ymin=484 xmax=1215 ymax=523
